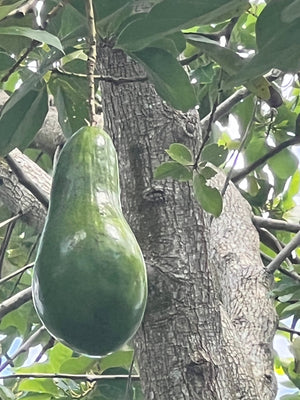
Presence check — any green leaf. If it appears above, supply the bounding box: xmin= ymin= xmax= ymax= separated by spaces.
xmin=229 ymin=0 xmax=300 ymax=85
xmin=48 ymin=73 xmax=89 ymax=138
xmin=199 ymin=166 xmax=218 ymax=180
xmin=0 ymin=0 xmax=27 ymax=21
xmin=132 ymin=47 xmax=197 ymax=112
xmin=100 ymin=350 xmax=134 ymax=372
xmin=48 ymin=342 xmax=73 ymax=370
xmin=193 ymin=172 xmax=222 ymax=217
xmin=190 ymin=63 xmax=215 ymax=85
xmin=0 ymin=51 xmax=14 ymax=71
xmin=46 ymin=2 xmax=88 ymax=48
xmin=59 ymin=355 xmax=95 ymax=374
xmin=0 ymin=384 xmax=15 ymax=400
xmin=268 ymin=148 xmax=298 ymax=180
xmin=0 ymin=76 xmax=48 ymax=155
xmin=185 ymin=33 xmax=271 ymax=100
xmin=18 ymin=379 xmax=59 ymax=396
xmin=18 ymin=395 xmax=52 ymax=400
xmin=0 ymin=26 xmax=63 ymax=52
xmin=154 ymin=161 xmax=192 ymax=181
xmin=245 ymin=135 xmax=268 ymax=165
xmin=0 ymin=308 xmax=27 ymax=335
xmin=200 ymin=143 xmax=228 ymax=166
xmin=96 ymin=1 xmax=134 ymax=37
xmin=116 ymin=0 xmax=248 ymax=51
xmin=166 ymin=143 xmax=193 ymax=165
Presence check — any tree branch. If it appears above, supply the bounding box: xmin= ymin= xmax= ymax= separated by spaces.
xmin=0 ymin=326 xmax=45 ymax=373
xmin=200 ymin=87 xmax=250 ymax=131
xmin=231 ymin=136 xmax=300 ymax=183
xmin=5 ymin=153 xmax=50 ymax=208
xmin=253 ymin=216 xmax=300 ymax=233
xmin=277 ymin=326 xmax=300 ymax=336
xmin=266 ymin=230 xmax=300 ymax=274
xmin=0 ymin=263 xmax=34 ymax=285
xmin=0 ymin=287 xmax=32 ymax=319
xmin=1 ymin=373 xmax=140 ymax=381
xmin=261 ymin=251 xmax=300 ymax=282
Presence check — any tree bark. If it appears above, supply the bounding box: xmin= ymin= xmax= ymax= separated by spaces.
xmin=97 ymin=43 xmax=277 ymax=399
xmin=0 ymin=42 xmax=278 ymax=400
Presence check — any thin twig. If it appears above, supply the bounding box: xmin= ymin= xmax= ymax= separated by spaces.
xmin=266 ymin=230 xmax=300 ymax=274
xmin=0 ymin=217 xmax=19 ymax=278
xmin=200 ymin=87 xmax=250 ymax=131
xmin=194 ymin=72 xmax=223 ymax=166
xmin=261 ymin=251 xmax=300 ymax=282
xmin=0 ymin=286 xmax=32 ymax=319
xmin=221 ymin=99 xmax=257 ymax=196
xmin=253 ymin=216 xmax=300 ymax=234
xmin=277 ymin=325 xmax=300 ymax=336
xmin=0 ymin=212 xmax=23 ymax=229
xmin=34 ymin=336 xmax=55 ymax=363
xmin=180 ymin=52 xmax=202 ymax=66
xmin=0 ymin=326 xmax=45 ymax=373
xmin=1 ymin=1 xmax=65 ymax=84
xmin=259 ymin=228 xmax=300 ymax=265
xmin=278 ymin=266 xmax=300 ymax=282
xmin=125 ymin=351 xmax=135 ymax=400
xmin=1 ymin=41 xmax=38 ymax=83
xmin=0 ymin=263 xmax=34 ymax=285
xmin=232 ymin=136 xmax=300 ymax=183
xmin=1 ymin=373 xmax=140 ymax=381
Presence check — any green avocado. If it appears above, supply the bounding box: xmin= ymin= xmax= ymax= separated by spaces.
xmin=32 ymin=126 xmax=147 ymax=357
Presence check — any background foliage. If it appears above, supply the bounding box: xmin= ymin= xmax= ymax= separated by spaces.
xmin=0 ymin=0 xmax=300 ymax=398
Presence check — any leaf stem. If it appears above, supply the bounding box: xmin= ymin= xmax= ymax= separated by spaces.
xmin=85 ymin=0 xmax=97 ymax=126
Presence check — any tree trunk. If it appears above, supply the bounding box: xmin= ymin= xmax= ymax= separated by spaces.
xmin=97 ymin=43 xmax=277 ymax=399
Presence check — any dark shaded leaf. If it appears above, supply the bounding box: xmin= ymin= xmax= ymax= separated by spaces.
xmin=166 ymin=143 xmax=193 ymax=165
xmin=133 ymin=47 xmax=197 ymax=111
xmin=100 ymin=350 xmax=134 ymax=372
xmin=200 ymin=143 xmax=228 ymax=166
xmin=154 ymin=161 xmax=192 ymax=181
xmin=48 ymin=73 xmax=89 ymax=138
xmin=46 ymin=3 xmax=87 ymax=48
xmin=0 ymin=51 xmax=14 ymax=72
xmin=185 ymin=33 xmax=271 ymax=100
xmin=0 ymin=76 xmax=48 ymax=155
xmin=116 ymin=0 xmax=248 ymax=51
xmin=0 ymin=0 xmax=26 ymax=22
xmin=268 ymin=148 xmax=298 ymax=180
xmin=0 ymin=26 xmax=63 ymax=51
xmin=199 ymin=166 xmax=218 ymax=180
xmin=193 ymin=172 xmax=222 ymax=217
xmin=228 ymin=0 xmax=300 ymax=85
xmin=0 ymin=384 xmax=14 ymax=400
xmin=96 ymin=2 xmax=134 ymax=37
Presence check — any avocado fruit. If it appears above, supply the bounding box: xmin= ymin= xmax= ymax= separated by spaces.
xmin=32 ymin=126 xmax=147 ymax=356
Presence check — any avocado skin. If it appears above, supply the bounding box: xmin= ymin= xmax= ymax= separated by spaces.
xmin=32 ymin=126 xmax=147 ymax=356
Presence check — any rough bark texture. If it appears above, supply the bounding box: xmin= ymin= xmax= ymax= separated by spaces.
xmin=0 ymin=149 xmax=50 ymax=231
xmin=97 ymin=43 xmax=277 ymax=399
